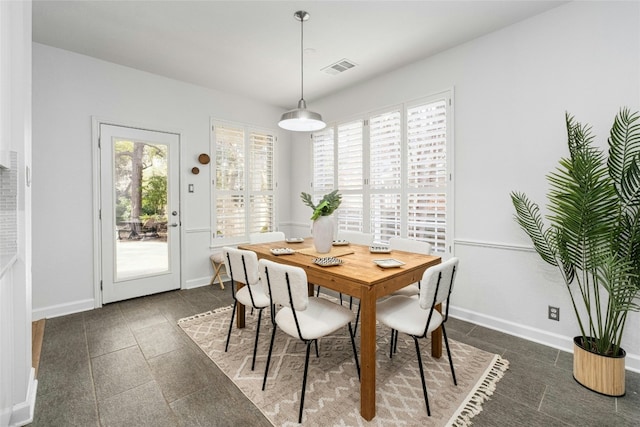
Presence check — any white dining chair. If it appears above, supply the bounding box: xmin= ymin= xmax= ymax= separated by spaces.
xmin=388 ymin=237 xmax=432 ymax=297
xmin=222 ymin=247 xmax=271 ymax=371
xmin=258 ymin=258 xmax=360 ymax=424
xmin=248 ymin=231 xmax=286 ymax=244
xmin=376 ymin=257 xmax=459 ymax=416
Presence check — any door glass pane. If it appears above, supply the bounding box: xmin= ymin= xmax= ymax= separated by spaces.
xmin=113 ymin=139 xmax=169 ymax=281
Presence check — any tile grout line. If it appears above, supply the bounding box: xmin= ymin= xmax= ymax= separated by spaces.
xmin=82 ymin=310 xmax=102 ymax=426
xmin=538 ymin=384 xmax=548 ymax=412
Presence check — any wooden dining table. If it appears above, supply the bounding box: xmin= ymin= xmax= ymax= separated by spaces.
xmin=238 ymin=238 xmax=442 ymax=421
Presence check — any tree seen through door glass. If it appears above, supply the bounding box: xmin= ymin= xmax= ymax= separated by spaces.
xmin=113 ymin=139 xmax=169 ymax=281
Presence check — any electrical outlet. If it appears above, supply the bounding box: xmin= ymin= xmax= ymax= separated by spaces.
xmin=548 ymin=306 xmax=560 ymax=321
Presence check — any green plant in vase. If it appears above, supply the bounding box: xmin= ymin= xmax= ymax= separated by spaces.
xmin=301 ymin=190 xmax=342 ymax=253
xmin=300 ymin=189 xmax=342 ymax=220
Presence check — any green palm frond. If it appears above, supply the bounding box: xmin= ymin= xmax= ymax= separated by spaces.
xmin=619 ymin=155 xmax=640 ymax=208
xmin=547 ymin=126 xmax=617 ymax=272
xmin=566 ymin=112 xmax=595 ymax=159
xmin=608 ymin=108 xmax=640 ymax=204
xmin=510 ymin=192 xmax=557 ymax=266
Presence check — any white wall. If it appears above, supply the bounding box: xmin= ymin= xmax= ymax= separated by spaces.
xmin=291 ymin=2 xmax=640 ymax=369
xmin=31 ymin=43 xmax=291 ymax=318
xmin=0 ymin=1 xmax=36 ymax=426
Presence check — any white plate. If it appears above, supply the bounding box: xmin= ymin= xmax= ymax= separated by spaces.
xmin=332 ymin=240 xmax=350 ymax=246
xmin=285 ymin=237 xmax=304 ymax=243
xmin=373 ymin=258 xmax=405 ymax=268
xmin=312 ymin=257 xmax=344 ymax=267
xmin=270 ymin=248 xmax=296 ymax=256
xmin=369 ymin=246 xmax=391 ymax=254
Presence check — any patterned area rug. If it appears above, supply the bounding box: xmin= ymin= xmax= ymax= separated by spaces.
xmin=178 ymin=304 xmax=508 ymax=426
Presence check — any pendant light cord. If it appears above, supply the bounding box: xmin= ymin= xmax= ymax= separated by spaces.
xmin=300 ymin=14 xmax=304 ymax=101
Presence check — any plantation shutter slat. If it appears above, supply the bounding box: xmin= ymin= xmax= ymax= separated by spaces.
xmin=338 ymin=121 xmax=363 ymax=191
xmin=215 ymin=126 xmax=245 ymax=191
xmin=371 ymin=193 xmax=401 ymax=243
xmin=249 ymin=194 xmax=274 ymax=233
xmin=340 ymin=194 xmax=364 ymax=231
xmin=312 ymin=129 xmax=335 ymax=193
xmin=370 ymin=111 xmax=402 ymax=189
xmin=407 ymin=101 xmax=447 ymax=188
xmin=249 ymin=132 xmax=274 ymax=192
xmin=215 ymin=194 xmax=246 ymax=238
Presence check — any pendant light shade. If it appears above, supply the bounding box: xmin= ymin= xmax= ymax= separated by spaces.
xmin=278 ymin=11 xmax=326 ymax=132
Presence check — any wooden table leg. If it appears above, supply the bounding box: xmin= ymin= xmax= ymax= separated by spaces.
xmin=360 ymin=287 xmax=376 ymax=421
xmin=236 ymin=282 xmax=246 ymax=329
xmin=431 ymin=302 xmax=442 ymax=358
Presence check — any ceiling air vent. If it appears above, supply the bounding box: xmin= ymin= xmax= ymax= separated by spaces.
xmin=322 ymin=58 xmax=357 ymax=75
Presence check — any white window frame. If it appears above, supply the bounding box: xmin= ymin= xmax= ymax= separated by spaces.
xmin=309 ymin=89 xmax=454 ymax=256
xmin=210 ymin=119 xmax=278 ymax=246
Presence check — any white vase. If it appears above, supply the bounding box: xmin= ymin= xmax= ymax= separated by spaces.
xmin=312 ymin=215 xmax=335 ymax=253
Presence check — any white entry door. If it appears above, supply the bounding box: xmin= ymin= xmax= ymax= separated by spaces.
xmin=99 ymin=124 xmax=181 ymax=303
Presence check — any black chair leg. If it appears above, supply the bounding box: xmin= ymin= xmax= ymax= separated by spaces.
xmin=393 ymin=327 xmax=400 ymax=354
xmin=225 ymin=302 xmax=237 ymax=352
xmin=251 ymin=308 xmax=263 ymax=371
xmin=262 ymin=327 xmax=277 ymax=391
xmin=316 ymin=286 xmax=321 ymax=297
xmin=299 ymin=340 xmax=313 ymax=423
xmin=442 ymin=324 xmax=457 ymax=385
xmin=389 ymin=329 xmax=396 ymax=359
xmin=348 ymin=323 xmax=360 ymax=379
xmin=413 ymin=336 xmax=431 ymax=416
xmin=354 ymin=302 xmax=361 ymax=336
xmin=314 ymin=339 xmax=319 ymax=358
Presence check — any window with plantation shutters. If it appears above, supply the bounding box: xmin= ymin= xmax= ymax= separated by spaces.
xmin=337 ymin=120 xmax=364 ymax=231
xmin=406 ymin=99 xmax=448 ymax=252
xmin=370 ymin=110 xmax=402 ymax=243
xmin=310 ymin=91 xmax=452 ymax=255
xmin=212 ymin=121 xmax=276 ymax=244
xmin=312 ymin=128 xmax=334 ymax=193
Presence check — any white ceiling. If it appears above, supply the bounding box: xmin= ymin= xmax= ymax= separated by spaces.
xmin=32 ymin=1 xmax=566 ymax=110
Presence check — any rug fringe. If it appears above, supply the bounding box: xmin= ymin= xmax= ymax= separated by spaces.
xmin=177 ymin=305 xmax=234 ymax=324
xmin=446 ymin=355 xmax=510 ymax=426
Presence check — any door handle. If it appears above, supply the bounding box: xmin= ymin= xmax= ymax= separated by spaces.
xmin=170 ymin=223 xmax=179 ymax=227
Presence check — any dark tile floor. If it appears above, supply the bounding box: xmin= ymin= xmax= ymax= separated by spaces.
xmin=31 ymin=284 xmax=640 ymax=426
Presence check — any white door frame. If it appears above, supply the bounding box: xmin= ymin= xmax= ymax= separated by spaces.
xmin=91 ymin=117 xmax=184 ymax=308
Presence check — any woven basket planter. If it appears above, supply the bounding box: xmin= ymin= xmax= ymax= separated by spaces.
xmin=573 ymin=336 xmax=625 ymax=397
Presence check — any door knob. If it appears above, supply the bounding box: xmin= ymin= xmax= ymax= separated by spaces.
xmin=170 ymin=223 xmax=179 ymax=227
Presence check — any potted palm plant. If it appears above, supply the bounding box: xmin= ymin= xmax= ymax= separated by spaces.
xmin=301 ymin=189 xmax=342 ymax=253
xmin=511 ymin=108 xmax=640 ymax=396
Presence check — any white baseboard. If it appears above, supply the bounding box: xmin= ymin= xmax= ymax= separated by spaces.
xmin=449 ymin=305 xmax=640 ymax=373
xmin=10 ymin=368 xmax=37 ymax=427
xmin=184 ymin=274 xmax=228 ymax=290
xmin=32 ymin=298 xmax=95 ymax=320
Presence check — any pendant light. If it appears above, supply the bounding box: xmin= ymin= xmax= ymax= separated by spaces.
xmin=278 ymin=10 xmax=326 ymax=132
